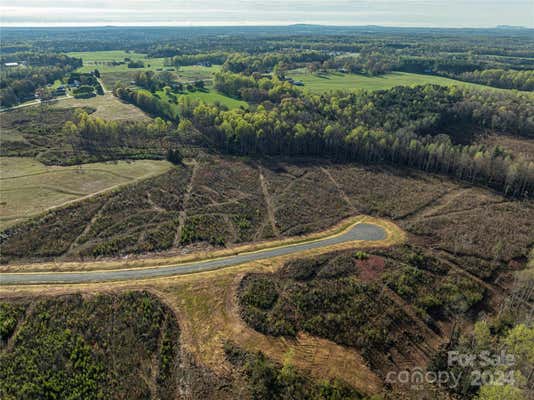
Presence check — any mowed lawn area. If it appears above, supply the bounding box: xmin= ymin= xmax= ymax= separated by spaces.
xmin=154 ymin=84 xmax=247 ymax=113
xmin=287 ymin=70 xmax=513 ymax=93
xmin=0 ymin=157 xmax=172 ymax=229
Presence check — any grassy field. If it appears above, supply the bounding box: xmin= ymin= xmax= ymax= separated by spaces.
xmin=101 ymin=65 xmax=221 ymax=90
xmin=69 ymin=50 xmax=221 ymax=90
xmin=68 ymin=50 xmax=166 ymax=73
xmin=156 ymin=84 xmax=247 ymax=111
xmin=0 ymin=157 xmax=171 ymax=229
xmin=51 ymin=93 xmax=149 ymax=121
xmin=286 ymin=70 xmax=513 ymax=93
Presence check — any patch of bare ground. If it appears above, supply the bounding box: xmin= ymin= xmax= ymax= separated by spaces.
xmin=174 ymin=160 xmax=198 ymax=246
xmin=258 ymin=166 xmax=281 ymax=238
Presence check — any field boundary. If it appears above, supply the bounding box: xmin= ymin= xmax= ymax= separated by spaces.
xmin=0 ymin=161 xmax=173 ymax=225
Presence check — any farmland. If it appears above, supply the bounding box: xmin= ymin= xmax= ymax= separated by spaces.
xmin=0 ymin=157 xmax=171 ymax=229
xmin=156 ymin=85 xmax=247 ymax=112
xmin=67 ymin=50 xmax=166 ymax=73
xmin=50 ymin=93 xmax=149 ymax=120
xmin=286 ymin=69 xmax=519 ymax=93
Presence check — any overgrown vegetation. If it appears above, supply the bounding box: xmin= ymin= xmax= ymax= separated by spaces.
xmin=238 ymin=246 xmax=490 ymax=372
xmin=0 ymin=292 xmax=181 ymax=400
xmin=0 ymin=106 xmax=179 ymax=165
xmin=224 ymin=342 xmax=367 ymax=399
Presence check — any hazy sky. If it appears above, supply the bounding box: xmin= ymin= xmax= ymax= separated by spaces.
xmin=1 ymin=0 xmax=533 ymax=28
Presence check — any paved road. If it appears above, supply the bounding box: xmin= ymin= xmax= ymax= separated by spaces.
xmin=0 ymin=223 xmax=385 ymax=285
xmin=0 ymin=95 xmax=72 ymax=113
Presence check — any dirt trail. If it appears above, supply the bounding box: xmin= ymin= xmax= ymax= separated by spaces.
xmin=146 ymin=191 xmax=166 ymax=212
xmin=435 ymin=251 xmax=504 ymax=301
xmin=174 ymin=160 xmax=198 ymax=246
xmin=259 ymin=167 xmax=281 ymax=238
xmin=396 ymin=187 xmax=472 ymax=222
xmin=320 ymin=166 xmax=357 ymax=212
xmin=64 ymin=199 xmax=110 ymax=256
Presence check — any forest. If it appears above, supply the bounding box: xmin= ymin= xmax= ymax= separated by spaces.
xmin=195 ymin=77 xmax=533 ymax=197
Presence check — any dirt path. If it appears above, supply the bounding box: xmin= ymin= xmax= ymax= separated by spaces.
xmin=434 ymin=251 xmax=504 ymax=301
xmin=0 ymin=95 xmax=72 ymax=113
xmin=418 ymin=199 xmax=511 ymax=221
xmin=146 ymin=191 xmax=166 ymax=212
xmin=259 ymin=167 xmax=281 ymax=238
xmin=174 ymin=160 xmax=198 ymax=246
xmin=64 ymin=198 xmax=111 ymax=256
xmin=397 ymin=188 xmax=465 ymax=221
xmin=320 ymin=166 xmax=357 ymax=212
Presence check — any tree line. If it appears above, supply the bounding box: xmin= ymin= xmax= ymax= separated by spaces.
xmin=63 ymin=109 xmax=173 ymax=149
xmin=186 ymin=83 xmax=533 ymax=197
xmin=113 ymin=85 xmax=178 ymax=121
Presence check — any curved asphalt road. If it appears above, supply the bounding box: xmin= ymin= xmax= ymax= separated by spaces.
xmin=0 ymin=223 xmax=385 ymax=285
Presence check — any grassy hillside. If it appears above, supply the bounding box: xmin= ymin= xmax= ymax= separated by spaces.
xmin=286 ymin=70 xmax=517 ymax=93
xmin=51 ymin=93 xmax=149 ymax=120
xmin=0 ymin=157 xmax=171 ymax=229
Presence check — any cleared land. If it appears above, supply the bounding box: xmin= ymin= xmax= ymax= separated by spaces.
xmin=50 ymin=93 xmax=149 ymax=121
xmin=2 ymin=155 xmax=530 ymax=280
xmin=286 ymin=70 xmax=515 ymax=93
xmin=0 ymin=157 xmax=172 ymax=229
xmin=0 ymin=221 xmax=388 ymax=284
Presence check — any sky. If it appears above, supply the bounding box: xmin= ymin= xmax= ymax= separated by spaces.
xmin=1 ymin=0 xmax=533 ymax=28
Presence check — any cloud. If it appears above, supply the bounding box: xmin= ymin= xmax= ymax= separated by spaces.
xmin=1 ymin=0 xmax=532 ymax=27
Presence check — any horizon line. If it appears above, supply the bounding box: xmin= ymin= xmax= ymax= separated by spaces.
xmin=1 ymin=23 xmax=532 ymax=29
